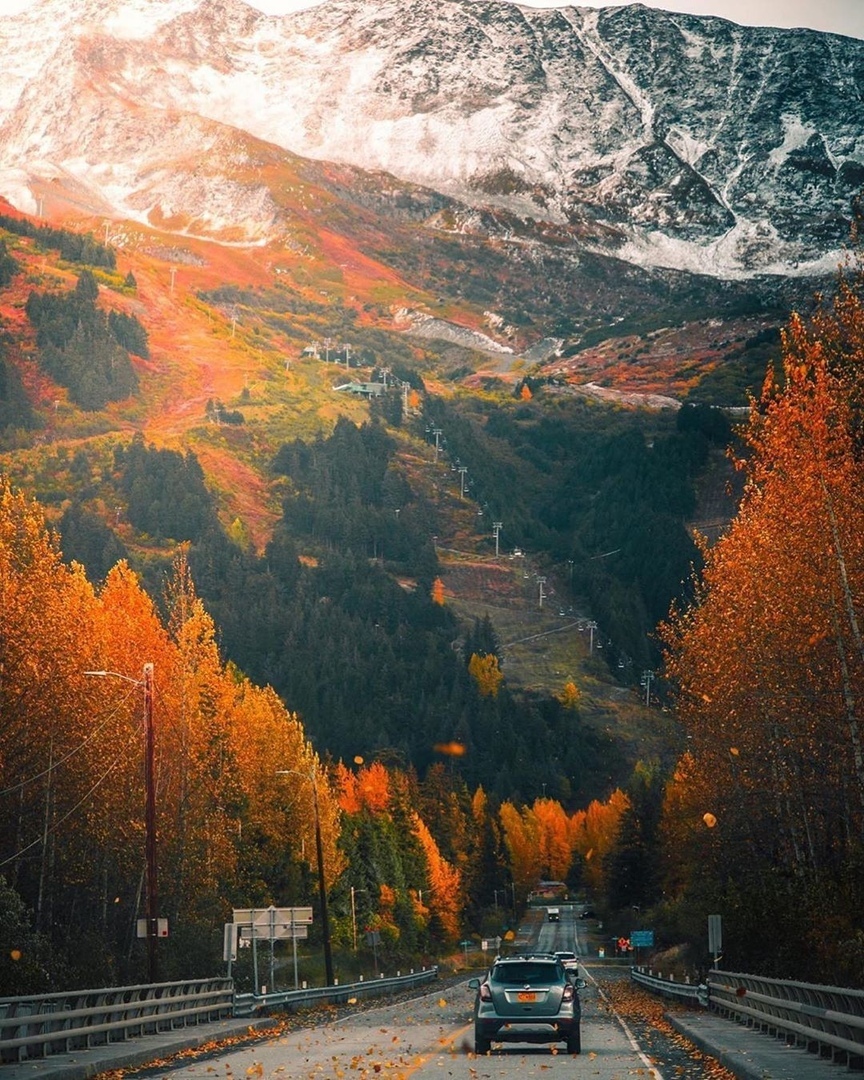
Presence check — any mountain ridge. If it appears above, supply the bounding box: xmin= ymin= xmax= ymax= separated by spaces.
xmin=1 ymin=0 xmax=862 ymax=281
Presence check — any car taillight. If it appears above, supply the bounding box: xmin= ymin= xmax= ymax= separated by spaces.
xmin=479 ymin=982 xmax=492 ymax=1002
xmin=562 ymin=984 xmax=574 ymax=1002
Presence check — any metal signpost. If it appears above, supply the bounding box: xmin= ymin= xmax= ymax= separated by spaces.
xmin=708 ymin=914 xmax=723 ymax=968
xmin=231 ymin=907 xmax=313 ymax=992
xmin=630 ymin=928 xmax=654 ymax=963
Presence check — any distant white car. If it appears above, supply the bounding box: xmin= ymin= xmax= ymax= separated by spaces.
xmin=554 ymin=950 xmax=579 ymax=976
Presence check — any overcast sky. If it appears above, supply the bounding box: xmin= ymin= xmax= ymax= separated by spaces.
xmin=1 ymin=0 xmax=861 ymax=39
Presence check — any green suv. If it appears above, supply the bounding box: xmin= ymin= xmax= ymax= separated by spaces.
xmin=468 ymin=953 xmax=585 ymax=1055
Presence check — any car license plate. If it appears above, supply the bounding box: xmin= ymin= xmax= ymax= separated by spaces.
xmin=517 ymin=991 xmax=536 ymax=1002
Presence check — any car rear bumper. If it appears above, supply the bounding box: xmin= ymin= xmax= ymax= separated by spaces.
xmin=476 ymin=1019 xmax=578 ymax=1041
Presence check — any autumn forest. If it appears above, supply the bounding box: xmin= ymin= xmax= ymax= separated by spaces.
xmin=2 ymin=211 xmax=864 ymax=995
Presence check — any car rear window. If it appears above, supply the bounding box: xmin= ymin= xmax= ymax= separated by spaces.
xmin=491 ymin=962 xmax=558 ymax=984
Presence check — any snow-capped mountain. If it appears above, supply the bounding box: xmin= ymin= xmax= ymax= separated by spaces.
xmin=1 ymin=0 xmax=862 ymax=279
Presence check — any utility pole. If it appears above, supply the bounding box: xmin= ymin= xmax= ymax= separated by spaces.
xmin=493 ymin=521 xmax=503 ymax=556
xmin=276 ymin=768 xmax=334 ymax=986
xmin=458 ymin=466 xmax=468 ymax=497
xmin=587 ymin=620 xmax=598 ymax=652
xmin=85 ymin=664 xmax=159 ymax=983
xmin=143 ymin=663 xmax=157 ymax=983
xmin=641 ymin=669 xmax=655 ymax=707
xmin=311 ymin=773 xmax=334 ymax=985
xmin=432 ymin=428 xmax=443 ymax=461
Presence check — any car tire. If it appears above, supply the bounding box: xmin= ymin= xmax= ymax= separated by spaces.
xmin=567 ymin=1027 xmax=582 ymax=1055
xmin=475 ymin=1031 xmax=492 ymax=1054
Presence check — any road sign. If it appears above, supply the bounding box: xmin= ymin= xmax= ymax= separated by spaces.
xmin=240 ymin=924 xmax=308 ymax=941
xmin=233 ymin=906 xmax=313 ymax=926
xmin=223 ymin=922 xmax=238 ymax=961
xmin=630 ymin=930 xmax=654 ymax=947
xmin=708 ymin=914 xmax=722 ymax=956
xmin=137 ymin=918 xmax=168 ymax=938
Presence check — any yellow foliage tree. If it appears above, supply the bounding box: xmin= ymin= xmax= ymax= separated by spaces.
xmin=468 ymin=652 xmax=504 ymax=697
xmin=499 ymin=801 xmax=543 ymax=899
xmin=556 ymin=680 xmax=581 ymax=709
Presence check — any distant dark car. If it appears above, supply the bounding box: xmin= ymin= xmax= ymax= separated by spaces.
xmin=468 ymin=953 xmax=585 ymax=1055
xmin=579 ymin=908 xmax=597 ymax=919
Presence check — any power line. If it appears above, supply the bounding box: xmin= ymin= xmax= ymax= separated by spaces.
xmin=0 ymin=731 xmax=140 ymax=869
xmin=0 ymin=683 xmax=140 ymax=797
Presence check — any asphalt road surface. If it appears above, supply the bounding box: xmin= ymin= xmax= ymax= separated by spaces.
xmin=144 ymin=907 xmax=699 ymax=1080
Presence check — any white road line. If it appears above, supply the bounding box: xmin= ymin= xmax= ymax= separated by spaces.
xmin=581 ymin=967 xmax=668 ymax=1080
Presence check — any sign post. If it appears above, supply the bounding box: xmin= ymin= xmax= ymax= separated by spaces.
xmin=232 ymin=907 xmax=314 ymax=992
xmin=630 ymin=928 xmax=654 ymax=963
xmin=708 ymin=914 xmax=722 ymax=968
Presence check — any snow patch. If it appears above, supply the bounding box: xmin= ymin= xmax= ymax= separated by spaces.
xmin=396 ymin=309 xmax=514 ymax=355
xmin=768 ymin=114 xmax=817 ymax=167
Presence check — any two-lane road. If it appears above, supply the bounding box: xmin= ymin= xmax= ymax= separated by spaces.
xmin=149 ymin=977 xmax=663 ymax=1080
xmin=150 ymin=908 xmax=677 ymax=1080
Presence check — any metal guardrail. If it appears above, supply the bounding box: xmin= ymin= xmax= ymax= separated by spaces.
xmin=632 ymin=966 xmax=864 ymax=1070
xmin=631 ymin=966 xmax=707 ymax=1005
xmin=233 ymin=966 xmax=439 ymax=1017
xmin=0 ymin=978 xmax=234 ymax=1064
xmin=707 ymin=970 xmax=864 ymax=1069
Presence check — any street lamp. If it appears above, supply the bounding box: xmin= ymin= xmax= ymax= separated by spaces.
xmin=84 ymin=664 xmax=158 ymax=983
xmin=276 ymin=767 xmax=334 ymax=985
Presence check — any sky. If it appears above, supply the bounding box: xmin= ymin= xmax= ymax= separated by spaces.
xmin=1 ymin=0 xmax=862 ymax=39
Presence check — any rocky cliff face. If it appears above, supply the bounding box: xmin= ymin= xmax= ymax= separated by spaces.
xmin=0 ymin=0 xmax=862 ymax=279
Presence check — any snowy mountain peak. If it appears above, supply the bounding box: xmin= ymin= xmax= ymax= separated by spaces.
xmin=1 ymin=0 xmax=862 ymax=278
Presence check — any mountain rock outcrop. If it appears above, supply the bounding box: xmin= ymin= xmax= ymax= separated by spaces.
xmin=1 ymin=0 xmax=862 ymax=278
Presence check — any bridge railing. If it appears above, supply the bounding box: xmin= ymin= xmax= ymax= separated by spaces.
xmin=0 ymin=968 xmax=439 ymax=1064
xmin=707 ymin=969 xmax=864 ymax=1069
xmin=233 ymin=966 xmax=438 ymax=1017
xmin=0 ymin=978 xmax=233 ymax=1064
xmin=632 ymin=966 xmax=864 ymax=1070
xmin=631 ymin=965 xmax=707 ymax=1005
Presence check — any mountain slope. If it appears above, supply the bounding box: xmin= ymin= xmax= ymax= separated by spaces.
xmin=1 ymin=0 xmax=862 ymax=280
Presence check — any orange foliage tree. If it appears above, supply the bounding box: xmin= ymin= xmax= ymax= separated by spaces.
xmin=660 ymin=287 xmax=864 ymax=978
xmin=570 ymin=790 xmax=630 ymax=898
xmin=532 ymin=798 xmax=576 ymax=882
xmin=0 ymin=488 xmax=344 ymax=983
xmin=413 ymin=813 xmax=462 ymax=941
